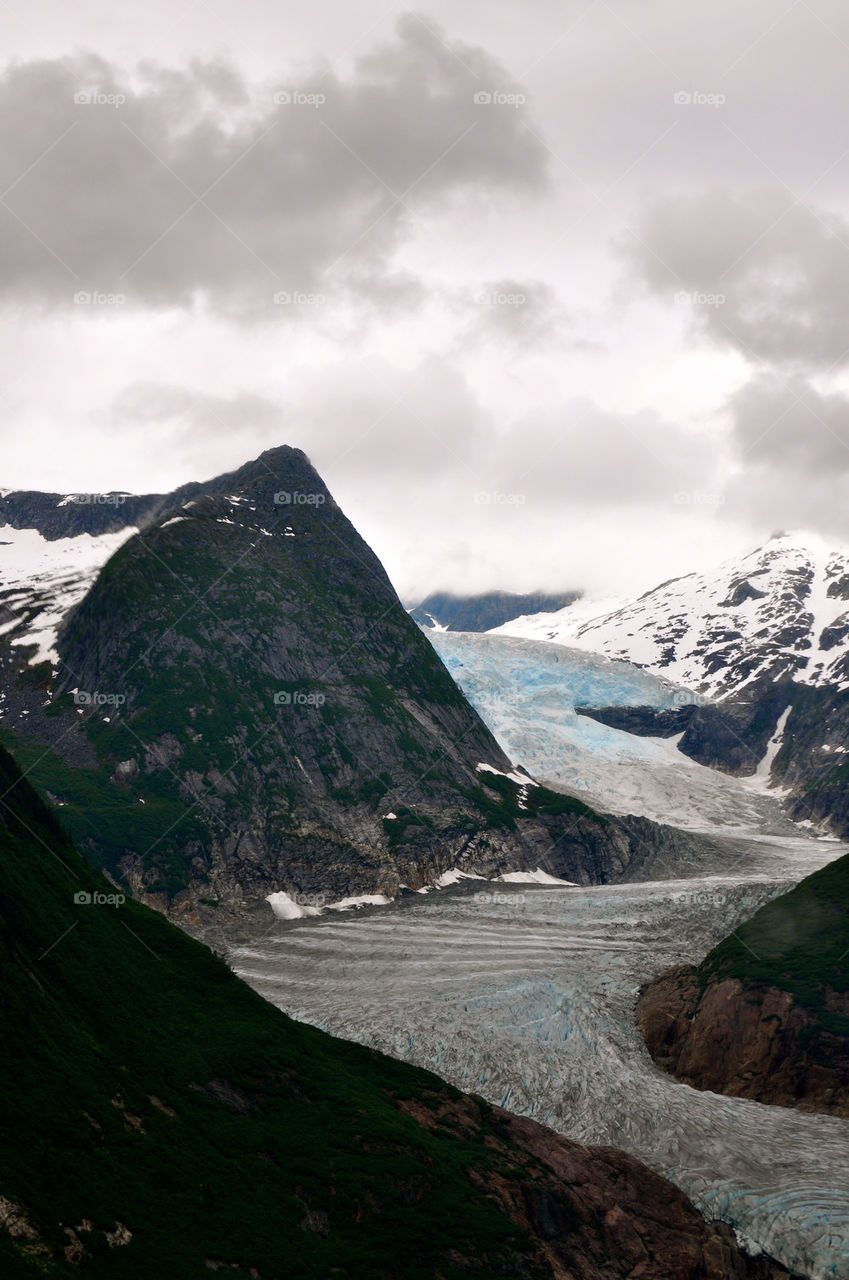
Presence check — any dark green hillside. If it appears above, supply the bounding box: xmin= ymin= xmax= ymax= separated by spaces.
xmin=0 ymin=743 xmax=786 ymax=1279
xmin=700 ymin=850 xmax=849 ymax=1034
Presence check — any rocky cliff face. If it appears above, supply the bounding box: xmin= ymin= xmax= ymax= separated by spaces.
xmin=637 ymin=851 xmax=849 ymax=1116
xmin=0 ymin=446 xmax=707 ymax=926
xmin=637 ymin=966 xmax=849 ymax=1115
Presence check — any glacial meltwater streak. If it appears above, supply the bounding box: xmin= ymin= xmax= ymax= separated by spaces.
xmin=231 ymin=636 xmax=849 ymax=1279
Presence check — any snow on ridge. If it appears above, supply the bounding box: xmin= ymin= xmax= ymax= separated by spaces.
xmin=495 ymin=533 xmax=849 ymax=699
xmin=476 ymin=762 xmax=539 ymax=787
xmin=496 ymin=868 xmax=577 ymax=885
xmin=0 ymin=525 xmax=138 ymax=665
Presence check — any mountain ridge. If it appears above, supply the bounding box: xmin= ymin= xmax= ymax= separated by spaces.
xmin=0 ymin=447 xmax=712 ymax=930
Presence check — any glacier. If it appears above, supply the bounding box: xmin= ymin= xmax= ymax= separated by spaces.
xmin=426 ymin=630 xmax=798 ymax=834
xmin=229 ymin=634 xmax=849 ymax=1279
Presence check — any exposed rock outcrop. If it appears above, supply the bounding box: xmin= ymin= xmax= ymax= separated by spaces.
xmin=637 ymin=965 xmax=849 ymax=1115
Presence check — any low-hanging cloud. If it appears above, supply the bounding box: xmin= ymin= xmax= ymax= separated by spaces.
xmin=730 ymin=373 xmax=849 ymax=475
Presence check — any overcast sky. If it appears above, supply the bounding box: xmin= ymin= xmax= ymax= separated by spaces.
xmin=1 ymin=0 xmax=848 ymax=602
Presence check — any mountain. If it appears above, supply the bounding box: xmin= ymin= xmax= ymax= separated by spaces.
xmin=0 ymin=448 xmax=704 ymax=929
xmin=411 ymin=589 xmax=580 ymax=632
xmin=0 ymin=742 xmax=799 ymax=1280
xmin=637 ymin=849 xmax=849 ymax=1116
xmin=497 ymin=533 xmax=849 ymax=697
xmin=497 ymin=534 xmax=849 ymax=839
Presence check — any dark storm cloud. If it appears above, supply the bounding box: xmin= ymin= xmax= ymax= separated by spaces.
xmin=0 ymin=17 xmax=547 ymax=310
xmin=627 ymin=188 xmax=849 ymax=369
xmin=729 ymin=373 xmax=849 ymax=475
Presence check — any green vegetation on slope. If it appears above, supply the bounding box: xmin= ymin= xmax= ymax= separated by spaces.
xmin=699 ymin=850 xmax=849 ymax=1036
xmin=0 ymin=741 xmax=555 ymax=1279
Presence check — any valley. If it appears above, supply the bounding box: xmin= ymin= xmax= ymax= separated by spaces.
xmin=224 ymin=634 xmax=849 ymax=1280
xmin=2 ymin=473 xmax=848 ymax=1278
xmin=230 ymin=791 xmax=846 ymax=1278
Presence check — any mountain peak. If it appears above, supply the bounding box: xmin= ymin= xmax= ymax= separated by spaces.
xmin=498 ymin=533 xmax=849 ymax=699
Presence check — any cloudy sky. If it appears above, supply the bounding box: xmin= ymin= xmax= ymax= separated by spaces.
xmin=1 ymin=1 xmax=848 ymax=602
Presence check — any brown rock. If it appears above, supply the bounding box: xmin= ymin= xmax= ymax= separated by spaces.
xmin=637 ymin=967 xmax=849 ymax=1115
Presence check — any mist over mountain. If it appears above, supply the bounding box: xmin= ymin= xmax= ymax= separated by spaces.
xmin=411 ymin=589 xmax=581 ymax=633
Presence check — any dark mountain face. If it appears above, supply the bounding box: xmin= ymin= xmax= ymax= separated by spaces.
xmin=0 ymin=446 xmax=704 ymax=927
xmin=0 ymin=489 xmax=161 ymax=539
xmin=411 ymin=590 xmax=580 ymax=632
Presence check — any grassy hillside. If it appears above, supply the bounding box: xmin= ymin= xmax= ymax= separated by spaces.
xmin=700 ymin=850 xmax=849 ymax=1036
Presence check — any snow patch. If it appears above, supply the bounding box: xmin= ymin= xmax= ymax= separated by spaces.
xmin=496 ymin=868 xmax=577 ymax=886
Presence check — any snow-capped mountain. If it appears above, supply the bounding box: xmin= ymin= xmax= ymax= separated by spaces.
xmin=496 ymin=533 xmax=849 ymax=700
